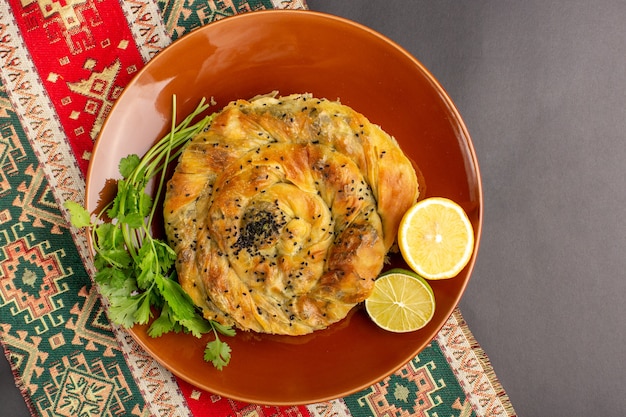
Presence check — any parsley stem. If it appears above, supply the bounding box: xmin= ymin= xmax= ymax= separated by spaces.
xmin=73 ymin=96 xmax=234 ymax=370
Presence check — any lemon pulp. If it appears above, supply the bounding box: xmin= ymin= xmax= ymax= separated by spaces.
xmin=398 ymin=197 xmax=474 ymax=280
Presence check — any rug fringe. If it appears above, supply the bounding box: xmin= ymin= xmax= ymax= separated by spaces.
xmin=452 ymin=308 xmax=518 ymax=417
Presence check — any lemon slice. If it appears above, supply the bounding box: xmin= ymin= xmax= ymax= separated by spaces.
xmin=365 ymin=269 xmax=435 ymax=332
xmin=398 ymin=197 xmax=474 ymax=280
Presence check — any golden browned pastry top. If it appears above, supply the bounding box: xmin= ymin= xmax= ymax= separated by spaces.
xmin=164 ymin=93 xmax=419 ymax=335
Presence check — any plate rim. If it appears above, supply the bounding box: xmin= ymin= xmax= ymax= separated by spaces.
xmin=85 ymin=9 xmax=483 ymax=406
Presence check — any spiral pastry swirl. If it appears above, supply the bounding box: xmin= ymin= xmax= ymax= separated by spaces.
xmin=164 ymin=94 xmax=419 ymax=335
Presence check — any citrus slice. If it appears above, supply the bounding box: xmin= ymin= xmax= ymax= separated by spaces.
xmin=398 ymin=197 xmax=474 ymax=280
xmin=365 ymin=269 xmax=435 ymax=332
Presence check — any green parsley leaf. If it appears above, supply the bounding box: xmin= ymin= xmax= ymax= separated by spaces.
xmin=64 ymin=201 xmax=92 ymax=228
xmin=204 ymin=337 xmax=231 ymax=371
xmin=122 ymin=212 xmax=145 ymax=229
xmin=179 ymin=315 xmax=214 ymax=338
xmin=97 ymin=248 xmax=133 ymax=269
xmin=211 ymin=320 xmax=237 ymax=337
xmin=152 ymin=240 xmax=176 ymax=273
xmin=108 ymin=294 xmax=142 ymax=328
xmin=120 ymin=183 xmax=141 ymax=217
xmin=154 ymin=274 xmax=196 ymax=321
xmin=136 ymin=244 xmax=157 ymax=289
xmin=134 ymin=294 xmax=154 ymax=325
xmin=119 ymin=154 xmax=140 ymax=179
xmin=97 ymin=277 xmax=137 ymax=301
xmin=106 ymin=193 xmax=121 ymax=219
xmin=66 ymin=97 xmax=234 ymax=370
xmin=147 ymin=304 xmax=179 ymax=337
xmin=94 ymin=265 xmax=129 ymax=289
xmin=136 ymin=268 xmax=155 ymax=292
xmin=94 ymin=223 xmax=125 ymax=250
xmin=139 ymin=192 xmax=153 ymax=217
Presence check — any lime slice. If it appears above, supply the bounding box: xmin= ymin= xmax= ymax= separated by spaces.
xmin=365 ymin=269 xmax=435 ymax=332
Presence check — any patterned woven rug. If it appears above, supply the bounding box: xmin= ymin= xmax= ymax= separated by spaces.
xmin=0 ymin=1 xmax=516 ymax=416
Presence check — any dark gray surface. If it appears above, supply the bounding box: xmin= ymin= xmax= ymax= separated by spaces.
xmin=1 ymin=349 xmax=30 ymax=416
xmin=3 ymin=2 xmax=626 ymax=416
xmin=306 ymin=1 xmax=626 ymax=416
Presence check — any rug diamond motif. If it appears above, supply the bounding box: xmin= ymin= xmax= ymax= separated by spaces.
xmin=0 ymin=233 xmax=70 ymax=325
xmin=54 ymin=368 xmax=114 ymax=417
xmin=343 ymin=342 xmax=477 ymax=417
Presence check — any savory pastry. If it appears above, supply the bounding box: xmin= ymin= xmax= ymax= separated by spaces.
xmin=164 ymin=93 xmax=419 ymax=335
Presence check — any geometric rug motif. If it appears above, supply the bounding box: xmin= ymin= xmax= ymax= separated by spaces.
xmin=342 ymin=342 xmax=475 ymax=417
xmin=158 ymin=0 xmax=291 ymax=40
xmin=8 ymin=0 xmax=146 ymax=176
xmin=0 ymin=77 xmax=149 ymax=417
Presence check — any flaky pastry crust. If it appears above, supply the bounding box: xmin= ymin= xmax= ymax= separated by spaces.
xmin=164 ymin=94 xmax=419 ymax=335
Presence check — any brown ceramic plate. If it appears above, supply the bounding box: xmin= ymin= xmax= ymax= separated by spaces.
xmin=86 ymin=10 xmax=482 ymax=405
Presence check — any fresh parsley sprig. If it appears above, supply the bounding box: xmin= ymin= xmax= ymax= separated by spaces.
xmin=66 ymin=96 xmax=235 ymax=370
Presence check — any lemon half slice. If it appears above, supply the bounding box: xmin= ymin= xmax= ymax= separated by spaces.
xmin=398 ymin=197 xmax=474 ymax=280
xmin=365 ymin=269 xmax=435 ymax=333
